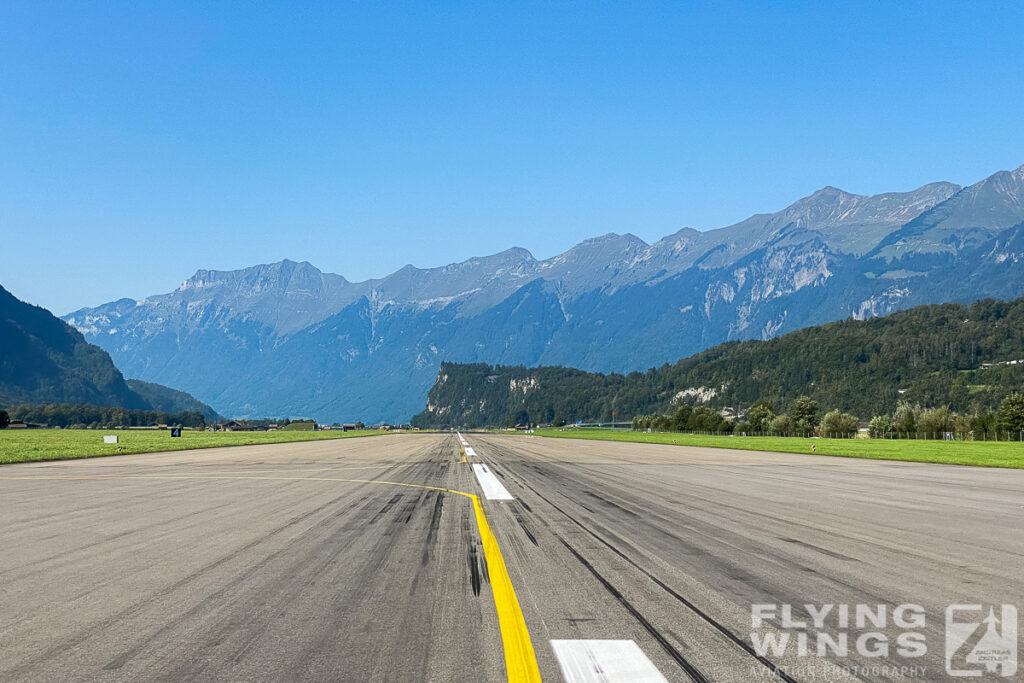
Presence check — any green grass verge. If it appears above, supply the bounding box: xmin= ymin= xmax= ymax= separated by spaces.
xmin=0 ymin=429 xmax=390 ymax=465
xmin=532 ymin=428 xmax=1024 ymax=469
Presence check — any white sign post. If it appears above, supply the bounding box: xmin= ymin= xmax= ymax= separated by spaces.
xmin=103 ymin=435 xmax=118 ymax=444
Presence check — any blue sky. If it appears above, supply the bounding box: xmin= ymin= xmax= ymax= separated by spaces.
xmin=2 ymin=2 xmax=1023 ymax=314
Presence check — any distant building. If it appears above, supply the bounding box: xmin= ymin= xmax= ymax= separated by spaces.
xmin=7 ymin=420 xmax=45 ymax=429
xmin=980 ymin=359 xmax=1024 ymax=369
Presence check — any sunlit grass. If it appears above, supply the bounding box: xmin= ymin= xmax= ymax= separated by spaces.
xmin=0 ymin=428 xmax=390 ymax=465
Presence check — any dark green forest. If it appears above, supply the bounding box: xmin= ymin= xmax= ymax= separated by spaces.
xmin=0 ymin=284 xmax=147 ymax=409
xmin=412 ymin=297 xmax=1024 ymax=428
xmin=3 ymin=403 xmax=206 ymax=429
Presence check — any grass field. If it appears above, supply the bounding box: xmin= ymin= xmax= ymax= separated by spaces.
xmin=0 ymin=429 xmax=389 ymax=465
xmin=532 ymin=428 xmax=1024 ymax=469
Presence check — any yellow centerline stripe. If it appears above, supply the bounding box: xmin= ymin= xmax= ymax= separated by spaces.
xmin=0 ymin=472 xmax=542 ymax=682
xmin=471 ymin=495 xmax=542 ymax=682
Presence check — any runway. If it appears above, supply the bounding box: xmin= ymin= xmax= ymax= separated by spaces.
xmin=1 ymin=433 xmax=1021 ymax=682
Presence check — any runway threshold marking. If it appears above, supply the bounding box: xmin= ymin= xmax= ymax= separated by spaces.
xmin=472 ymin=463 xmax=514 ymax=501
xmin=0 ymin=471 xmax=541 ymax=683
xmin=551 ymin=640 xmax=667 ymax=683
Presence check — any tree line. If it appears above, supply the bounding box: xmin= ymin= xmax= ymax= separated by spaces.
xmin=631 ymin=393 xmax=1024 ymax=440
xmin=0 ymin=403 xmax=206 ymax=429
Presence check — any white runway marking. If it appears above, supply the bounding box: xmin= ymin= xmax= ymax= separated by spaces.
xmin=464 ymin=447 xmax=477 ymax=457
xmin=471 ymin=464 xmax=514 ymax=501
xmin=550 ymin=640 xmax=667 ymax=683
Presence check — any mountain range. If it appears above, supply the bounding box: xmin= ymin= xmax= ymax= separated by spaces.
xmin=0 ymin=284 xmax=221 ymax=421
xmin=64 ymin=163 xmax=1024 ymax=422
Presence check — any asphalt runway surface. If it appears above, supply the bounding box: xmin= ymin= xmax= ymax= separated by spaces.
xmin=1 ymin=433 xmax=1021 ymax=682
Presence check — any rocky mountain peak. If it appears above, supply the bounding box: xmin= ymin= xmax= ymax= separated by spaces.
xmin=496 ymin=246 xmax=536 ymax=261
xmin=981 ymin=165 xmax=1024 ymax=202
xmin=885 ymin=165 xmax=1024 ymax=243
xmin=808 ymin=185 xmax=857 ymax=200
xmin=782 ymin=186 xmax=864 ymax=227
xmin=559 ymin=233 xmax=648 ymax=260
xmin=179 ymin=260 xmax=348 ymax=297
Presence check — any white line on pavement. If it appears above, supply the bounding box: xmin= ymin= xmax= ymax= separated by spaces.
xmin=550 ymin=640 xmax=668 ymax=683
xmin=471 ymin=463 xmax=514 ymax=501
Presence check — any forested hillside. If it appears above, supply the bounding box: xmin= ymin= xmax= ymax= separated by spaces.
xmin=126 ymin=379 xmax=223 ymax=422
xmin=0 ymin=284 xmax=224 ymax=420
xmin=412 ymin=297 xmax=1024 ymax=427
xmin=0 ymin=284 xmax=148 ymax=409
